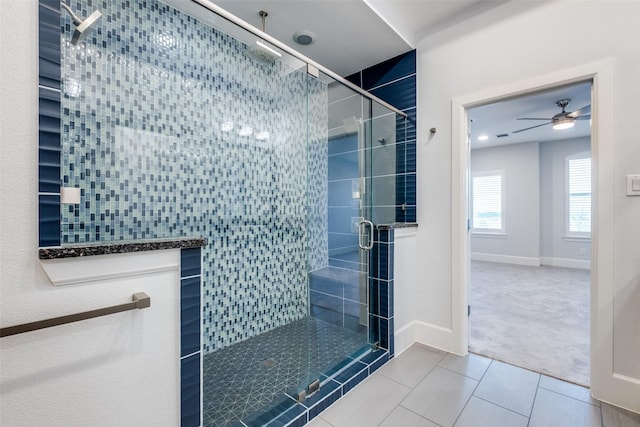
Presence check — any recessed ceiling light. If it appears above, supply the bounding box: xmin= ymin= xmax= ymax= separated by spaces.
xmin=293 ymin=31 xmax=316 ymax=46
xmin=478 ymin=135 xmax=489 ymax=141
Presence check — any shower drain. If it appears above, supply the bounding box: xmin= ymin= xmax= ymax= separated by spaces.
xmin=261 ymin=358 xmax=277 ymax=369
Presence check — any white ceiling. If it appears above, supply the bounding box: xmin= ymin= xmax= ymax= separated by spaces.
xmin=469 ymin=82 xmax=592 ymax=150
xmin=209 ymin=0 xmax=505 ymax=76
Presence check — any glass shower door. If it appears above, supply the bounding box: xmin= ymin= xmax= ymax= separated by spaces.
xmin=303 ymin=72 xmax=374 ymax=397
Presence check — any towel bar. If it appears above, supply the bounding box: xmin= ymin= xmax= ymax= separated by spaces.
xmin=0 ymin=292 xmax=150 ymax=337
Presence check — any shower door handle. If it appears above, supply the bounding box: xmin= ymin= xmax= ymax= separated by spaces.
xmin=358 ymin=220 xmax=374 ymax=250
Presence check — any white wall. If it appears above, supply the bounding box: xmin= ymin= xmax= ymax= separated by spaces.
xmin=540 ymin=137 xmax=592 ymax=267
xmin=400 ymin=0 xmax=640 ymax=391
xmin=0 ymin=1 xmax=181 ymax=425
xmin=470 ymin=141 xmax=540 ymax=265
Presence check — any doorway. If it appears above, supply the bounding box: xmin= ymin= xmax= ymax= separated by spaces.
xmin=466 ymin=83 xmax=592 ymax=385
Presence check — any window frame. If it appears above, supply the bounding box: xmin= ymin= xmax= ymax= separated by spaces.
xmin=565 ymin=151 xmax=592 ymax=239
xmin=471 ymin=169 xmax=506 ymax=235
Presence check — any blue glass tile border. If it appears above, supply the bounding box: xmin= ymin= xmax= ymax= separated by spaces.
xmin=181 ymin=353 xmax=201 ymax=427
xmin=38 ymin=0 xmax=62 ymax=247
xmin=180 ymin=247 xmax=202 ymax=427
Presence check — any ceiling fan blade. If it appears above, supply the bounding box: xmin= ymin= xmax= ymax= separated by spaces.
xmin=576 ymin=114 xmax=591 ymax=120
xmin=568 ymin=104 xmax=591 ymax=118
xmin=512 ymin=122 xmax=552 ymax=133
xmin=516 ymin=117 xmax=551 ymax=121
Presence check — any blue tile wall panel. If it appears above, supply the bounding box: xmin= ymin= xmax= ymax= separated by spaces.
xmin=345 ymin=72 xmax=361 ymax=87
xmin=328 ymin=133 xmax=358 ymax=155
xmin=328 ymin=180 xmax=353 ymax=207
xmin=348 ymin=50 xmax=416 ymax=225
xmin=406 ymin=141 xmax=417 ymax=173
xmin=181 ymin=276 xmax=201 ymax=357
xmin=328 ymin=151 xmax=359 ymax=181
xmin=379 ymin=280 xmax=392 ymax=318
xmin=39 ymin=194 xmax=60 ymax=247
xmin=38 ymin=0 xmax=61 ymax=89
xmin=406 ymin=173 xmax=417 ymax=205
xmin=180 ymin=247 xmax=201 ymax=278
xmin=369 ymin=76 xmax=416 ymax=112
xmin=362 ymin=50 xmax=416 ymax=90
xmin=180 ymin=353 xmax=201 ymax=427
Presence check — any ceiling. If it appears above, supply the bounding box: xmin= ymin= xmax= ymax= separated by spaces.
xmin=469 ymin=82 xmax=592 ymax=150
xmin=205 ymin=0 xmax=506 ymax=77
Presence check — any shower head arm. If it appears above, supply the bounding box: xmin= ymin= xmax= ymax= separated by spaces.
xmin=60 ymin=2 xmax=83 ymax=26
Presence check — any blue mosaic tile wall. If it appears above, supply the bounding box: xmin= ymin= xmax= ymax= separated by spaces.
xmin=347 ymin=50 xmax=417 ymax=223
xmin=53 ymin=0 xmax=328 ymax=352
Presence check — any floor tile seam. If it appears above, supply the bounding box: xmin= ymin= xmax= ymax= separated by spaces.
xmin=537 ymin=386 xmax=603 ymax=409
xmin=525 ymin=374 xmax=543 ymax=423
xmin=452 ymin=363 xmax=491 ymax=427
xmin=473 ymin=356 xmax=493 ymax=383
xmin=376 ymin=353 xmax=443 ymax=390
xmin=396 ymin=401 xmax=444 ymax=427
xmin=377 ymin=404 xmax=443 ymax=427
xmin=438 ymin=363 xmax=487 ymax=382
xmin=471 ymin=395 xmax=532 ymax=422
xmin=369 ymin=368 xmax=413 ymax=395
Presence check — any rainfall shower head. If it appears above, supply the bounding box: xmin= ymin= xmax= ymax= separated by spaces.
xmin=60 ymin=2 xmax=101 ymax=45
xmin=244 ymin=11 xmax=281 ymax=64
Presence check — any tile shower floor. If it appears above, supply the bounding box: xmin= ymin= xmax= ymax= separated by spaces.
xmin=202 ymin=316 xmax=368 ymax=426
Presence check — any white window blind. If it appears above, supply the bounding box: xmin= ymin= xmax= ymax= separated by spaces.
xmin=568 ymin=157 xmax=591 ymax=234
xmin=472 ymin=173 xmax=503 ymax=231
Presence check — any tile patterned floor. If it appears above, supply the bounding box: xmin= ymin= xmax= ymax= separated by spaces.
xmin=202 ymin=316 xmax=368 ymax=426
xmin=309 ymin=344 xmax=640 ymax=427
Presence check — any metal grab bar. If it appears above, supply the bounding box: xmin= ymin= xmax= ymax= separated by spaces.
xmin=0 ymin=292 xmax=151 ymax=338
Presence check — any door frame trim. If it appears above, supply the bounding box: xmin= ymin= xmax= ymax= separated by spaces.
xmin=451 ymin=59 xmax=626 ymax=406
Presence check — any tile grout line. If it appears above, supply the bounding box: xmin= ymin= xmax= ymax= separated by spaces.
xmin=537 ymin=384 xmax=602 ymax=408
xmin=450 ymin=359 xmax=493 ymax=427
xmin=525 ymin=374 xmax=543 ymax=427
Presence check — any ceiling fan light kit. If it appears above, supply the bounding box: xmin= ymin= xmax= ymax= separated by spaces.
xmin=512 ymin=98 xmax=591 ymax=134
xmin=552 ymin=117 xmax=575 ymax=130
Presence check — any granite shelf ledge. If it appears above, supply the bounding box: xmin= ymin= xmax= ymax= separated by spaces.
xmin=38 ymin=237 xmax=207 ymax=260
xmin=376 ymin=222 xmax=418 ymax=229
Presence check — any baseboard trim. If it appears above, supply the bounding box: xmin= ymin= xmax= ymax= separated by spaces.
xmin=540 ymin=257 xmax=591 ymax=270
xmin=471 ymin=252 xmax=540 ymax=267
xmin=395 ymin=320 xmax=463 ymax=355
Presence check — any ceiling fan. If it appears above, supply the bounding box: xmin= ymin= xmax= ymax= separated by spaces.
xmin=512 ymin=99 xmax=591 ymax=133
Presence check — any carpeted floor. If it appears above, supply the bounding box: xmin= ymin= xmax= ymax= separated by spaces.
xmin=469 ymin=261 xmax=591 ymax=386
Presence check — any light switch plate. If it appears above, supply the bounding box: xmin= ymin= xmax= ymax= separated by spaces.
xmin=627 ymin=174 xmax=640 ymax=196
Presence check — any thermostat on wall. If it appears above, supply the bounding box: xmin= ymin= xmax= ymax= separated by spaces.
xmin=627 ymin=174 xmax=640 ymax=196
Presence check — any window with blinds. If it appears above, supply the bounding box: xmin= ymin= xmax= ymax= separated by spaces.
xmin=472 ymin=172 xmax=504 ymax=232
xmin=567 ymin=156 xmax=591 ymax=235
